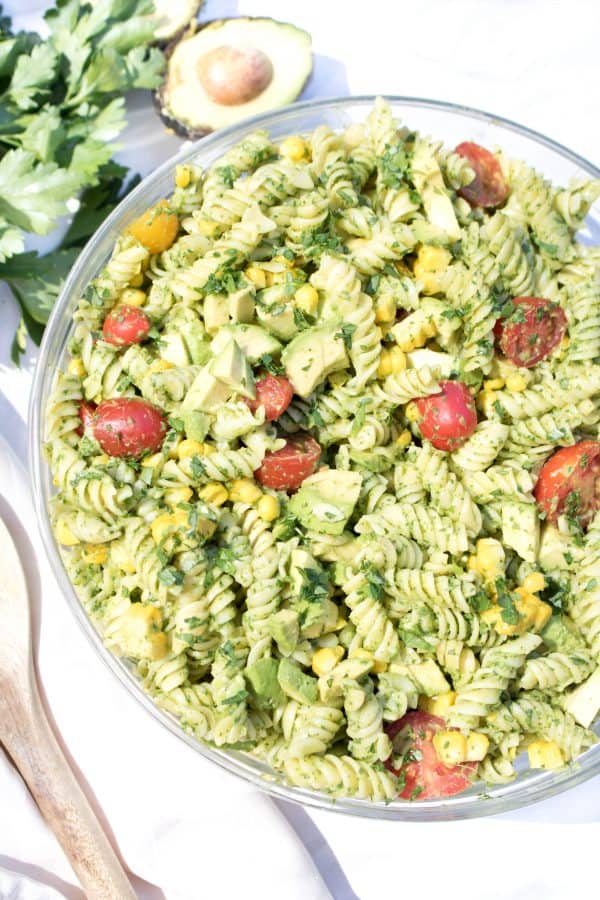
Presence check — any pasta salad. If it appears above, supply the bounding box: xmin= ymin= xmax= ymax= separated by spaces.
xmin=46 ymin=98 xmax=600 ymax=803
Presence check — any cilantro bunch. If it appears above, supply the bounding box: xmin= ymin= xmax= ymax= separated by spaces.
xmin=0 ymin=0 xmax=167 ymax=361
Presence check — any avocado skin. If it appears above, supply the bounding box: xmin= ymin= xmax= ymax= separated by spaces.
xmin=153 ymin=0 xmax=204 ymax=46
xmin=155 ymin=18 xmax=313 ymax=140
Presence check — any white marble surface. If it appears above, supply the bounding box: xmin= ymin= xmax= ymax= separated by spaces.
xmin=1 ymin=1 xmax=599 ymax=898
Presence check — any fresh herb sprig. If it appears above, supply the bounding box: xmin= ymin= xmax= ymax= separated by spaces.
xmin=0 ymin=1 xmax=168 ymax=360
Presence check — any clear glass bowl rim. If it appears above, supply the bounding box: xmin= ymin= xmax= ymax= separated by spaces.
xmin=29 ymin=94 xmax=600 ymax=822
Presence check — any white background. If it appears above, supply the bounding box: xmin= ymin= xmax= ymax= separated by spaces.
xmin=1 ymin=1 xmax=599 ymax=898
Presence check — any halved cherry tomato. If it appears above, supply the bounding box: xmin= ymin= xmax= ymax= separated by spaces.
xmin=76 ymin=401 xmax=96 ymax=437
xmin=415 ymin=380 xmax=477 ymax=452
xmin=245 ymin=374 xmax=294 ymax=422
xmin=255 ymin=433 xmax=321 ymax=491
xmin=534 ymin=440 xmax=600 ymax=528
xmin=92 ymin=397 xmax=167 ymax=457
xmin=102 ymin=305 xmax=151 ymax=347
xmin=455 ymin=141 xmax=509 ymax=208
xmin=495 ymin=296 xmax=567 ymax=368
xmin=385 ymin=711 xmax=476 ymax=801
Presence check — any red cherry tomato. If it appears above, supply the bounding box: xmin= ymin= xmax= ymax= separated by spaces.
xmin=385 ymin=711 xmax=476 ymax=801
xmin=495 ymin=296 xmax=567 ymax=368
xmin=92 ymin=397 xmax=167 ymax=457
xmin=245 ymin=374 xmax=294 ymax=422
xmin=415 ymin=381 xmax=477 ymax=452
xmin=455 ymin=141 xmax=509 ymax=208
xmin=102 ymin=305 xmax=151 ymax=347
xmin=255 ymin=433 xmax=321 ymax=491
xmin=534 ymin=440 xmax=600 ymax=528
xmin=76 ymin=401 xmax=96 ymax=437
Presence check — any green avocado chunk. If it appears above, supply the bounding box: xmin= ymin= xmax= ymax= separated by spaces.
xmin=540 ymin=615 xmax=584 ymax=653
xmin=209 ymin=338 xmax=255 ymax=398
xmin=268 ymin=609 xmax=300 ymax=656
xmin=289 ymin=469 xmax=362 ymax=535
xmin=277 ymin=658 xmax=318 ymax=705
xmin=211 ymin=324 xmax=282 ymax=363
xmin=182 ymin=368 xmax=232 ymax=412
xmin=161 ymin=322 xmax=211 ymax=367
xmin=245 ymin=658 xmax=285 ymax=708
xmin=182 ymin=410 xmax=209 ymax=441
xmin=282 ymin=323 xmax=348 ymax=397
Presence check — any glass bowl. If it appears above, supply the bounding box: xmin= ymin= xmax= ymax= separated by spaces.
xmin=29 ymin=96 xmax=600 ymax=820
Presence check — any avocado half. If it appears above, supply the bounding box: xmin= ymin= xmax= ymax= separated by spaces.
xmin=156 ymin=17 xmax=313 ymax=139
xmin=151 ymin=0 xmax=203 ymax=43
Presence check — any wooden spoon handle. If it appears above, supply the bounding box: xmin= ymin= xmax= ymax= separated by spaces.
xmin=2 ymin=666 xmax=137 ymax=899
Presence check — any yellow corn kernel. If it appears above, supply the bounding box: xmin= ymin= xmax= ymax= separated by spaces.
xmin=349 ymin=648 xmax=373 ymax=663
xmin=177 ymin=439 xmax=207 ymax=460
xmin=55 ymin=520 xmax=80 ymax=546
xmin=311 ymin=645 xmax=345 ymax=676
xmin=245 ymin=265 xmax=267 ymax=289
xmin=377 ymin=346 xmax=407 ymax=378
xmin=294 ymin=284 xmax=319 ymax=315
xmin=67 ymin=357 xmax=86 ymax=377
xmin=117 ymin=604 xmax=167 ymax=661
xmin=432 ymin=730 xmax=467 ymax=766
xmin=505 ymin=372 xmax=529 ymax=392
xmin=374 ymin=295 xmax=396 ymax=324
xmin=396 ymin=429 xmax=412 ymax=450
xmin=419 ymin=691 xmax=457 ymax=718
xmin=280 ymin=135 xmax=307 ymax=162
xmin=229 ymin=478 xmax=263 ymax=504
xmin=164 ymin=486 xmax=193 ymax=507
xmin=413 ymin=245 xmax=451 ymax=295
xmin=273 ymin=254 xmax=295 ymax=270
xmin=175 ymin=164 xmax=191 ymax=189
xmin=483 ymin=378 xmax=505 ymax=391
xmin=522 ymin=572 xmax=546 ymax=594
xmin=129 ymin=272 xmax=144 ymax=288
xmin=404 ymin=400 xmax=421 ymax=423
xmin=82 ymin=544 xmax=108 ymax=565
xmin=528 ymin=739 xmax=564 ymax=770
xmin=471 ymin=538 xmax=505 ymax=582
xmin=514 ymin=588 xmax=552 ymax=632
xmin=265 ymin=268 xmax=292 ymax=287
xmin=477 ymin=390 xmax=497 ymax=416
xmin=120 ymin=287 xmax=147 ymax=307
xmin=257 ymin=494 xmax=280 ymax=522
xmin=151 ymin=510 xmax=189 ymax=544
xmin=481 ymin=604 xmax=519 ymax=636
xmin=199 ymin=483 xmax=229 ymax=507
xmin=197 ymin=218 xmax=220 ymax=238
xmin=466 ymin=732 xmax=490 ymax=762
xmin=148 ymin=358 xmax=174 ymax=374
xmin=372 ymin=659 xmax=388 ymax=674
xmin=141 ymin=452 xmax=163 ymax=469
xmin=334 ymin=616 xmax=347 ymax=631
xmin=532 ymin=599 xmax=553 ymax=631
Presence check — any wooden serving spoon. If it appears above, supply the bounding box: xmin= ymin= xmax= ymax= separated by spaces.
xmin=0 ymin=515 xmax=137 ymax=899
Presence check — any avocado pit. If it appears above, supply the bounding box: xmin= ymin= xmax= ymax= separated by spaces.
xmin=197 ymin=45 xmax=274 ymax=106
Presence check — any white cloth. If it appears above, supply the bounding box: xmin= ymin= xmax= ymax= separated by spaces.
xmin=1 ymin=1 xmax=600 ymax=898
